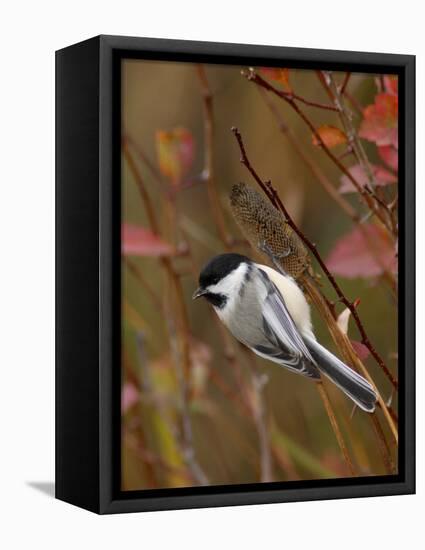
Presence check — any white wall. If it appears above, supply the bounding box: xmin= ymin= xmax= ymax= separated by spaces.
xmin=0 ymin=1 xmax=421 ymax=548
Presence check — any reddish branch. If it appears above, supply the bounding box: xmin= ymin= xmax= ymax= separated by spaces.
xmin=257 ymin=85 xmax=397 ymax=296
xmin=243 ymin=69 xmax=392 ymax=231
xmin=344 ymin=90 xmax=363 ymax=115
xmin=231 ymin=126 xmax=397 ymax=391
xmin=196 ymin=65 xmax=230 ymax=246
xmin=317 ymin=71 xmax=396 ymax=235
xmin=316 ymin=382 xmax=356 ymax=475
xmin=123 ymin=143 xmax=210 ymax=485
xmin=340 ymin=71 xmax=352 ymax=95
xmin=123 ymin=134 xmax=166 ymax=191
xmin=196 ymin=65 xmax=273 ymax=481
xmin=256 ymin=86 xmax=361 ymax=223
xmin=280 ymin=91 xmax=339 ymax=112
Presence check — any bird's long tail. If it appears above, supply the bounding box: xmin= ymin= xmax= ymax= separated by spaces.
xmin=304 ymin=336 xmax=377 ymax=413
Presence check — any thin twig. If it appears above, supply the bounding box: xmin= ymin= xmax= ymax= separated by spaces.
xmin=123 ymin=340 xmax=159 ymax=488
xmin=388 ymin=405 xmax=399 ymax=425
xmin=340 ymin=71 xmax=352 ymax=95
xmin=123 ymin=142 xmax=209 ymax=485
xmin=231 ymin=127 xmax=398 ymax=450
xmin=123 ymin=133 xmax=167 ymax=192
xmin=370 ymin=413 xmax=396 ymax=474
xmin=343 ymin=90 xmax=363 ymax=115
xmin=124 ymin=258 xmax=163 ymax=311
xmin=258 ymin=71 xmax=339 ymax=112
xmin=316 ymin=382 xmax=356 ymax=476
xmin=127 ymin=250 xmax=252 ymax=436
xmin=243 ymin=69 xmax=392 ymax=231
xmin=164 ymin=309 xmax=209 ymax=485
xmin=177 ymin=203 xmax=264 ymax=435
xmin=123 ymin=140 xmax=160 ymax=233
xmin=196 ymin=65 xmax=274 ymax=482
xmin=302 ymin=277 xmax=398 ymax=448
xmin=243 ymin=349 xmax=274 ymax=482
xmin=256 ymin=238 xmax=357 ymax=473
xmin=123 ymin=142 xmax=191 ymax=372
xmin=196 ymin=65 xmax=230 ymax=246
xmin=257 ymin=86 xmax=361 ymax=223
xmin=318 ymin=71 xmax=377 ymax=190
xmin=208 ymin=368 xmax=250 ymax=417
xmin=282 ymin=91 xmax=339 ymax=112
xmin=258 ymin=87 xmax=397 ymax=297
xmin=318 ymin=71 xmax=396 ymax=238
xmin=124 ymin=429 xmax=189 ymax=483
xmin=231 ymin=126 xmax=398 ymax=392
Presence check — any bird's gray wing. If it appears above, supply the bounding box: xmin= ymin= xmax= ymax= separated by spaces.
xmin=253 ymin=268 xmax=320 ymax=379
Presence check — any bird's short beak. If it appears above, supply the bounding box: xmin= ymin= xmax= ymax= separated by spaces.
xmin=192 ymin=287 xmax=207 ymax=300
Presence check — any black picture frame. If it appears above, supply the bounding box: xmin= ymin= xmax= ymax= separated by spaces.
xmin=56 ymin=35 xmax=415 ymax=514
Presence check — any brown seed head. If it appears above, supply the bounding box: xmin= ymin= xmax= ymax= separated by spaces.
xmin=229 ymin=182 xmax=309 ymax=279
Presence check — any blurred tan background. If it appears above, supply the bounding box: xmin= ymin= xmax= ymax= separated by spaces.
xmin=121 ymin=59 xmax=398 ymax=490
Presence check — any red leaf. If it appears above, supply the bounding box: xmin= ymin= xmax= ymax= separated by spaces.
xmin=326 ymin=223 xmax=397 ymax=278
xmin=339 ymin=163 xmax=397 ymax=194
xmin=121 ymin=382 xmax=139 ymax=413
xmin=359 ymin=93 xmax=398 ymax=148
xmin=378 ymin=145 xmax=398 ymax=172
xmin=156 ymin=127 xmax=194 ymax=186
xmin=350 ymin=340 xmax=370 ymax=361
xmin=260 ymin=67 xmax=291 ymax=91
xmin=122 ymin=223 xmax=174 ymax=257
xmin=312 ymin=125 xmax=347 ymax=148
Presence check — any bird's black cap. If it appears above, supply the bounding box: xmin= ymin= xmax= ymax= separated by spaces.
xmin=199 ymin=253 xmax=251 ymax=288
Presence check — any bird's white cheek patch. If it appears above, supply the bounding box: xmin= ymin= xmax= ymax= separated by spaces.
xmin=209 ymin=263 xmax=248 ymax=321
xmin=208 ymin=263 xmax=248 ymax=296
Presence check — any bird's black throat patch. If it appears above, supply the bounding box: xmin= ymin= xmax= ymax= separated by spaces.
xmin=202 ymin=292 xmax=227 ymax=309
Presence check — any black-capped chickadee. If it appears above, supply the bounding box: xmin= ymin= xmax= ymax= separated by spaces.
xmin=193 ymin=253 xmax=377 ymax=412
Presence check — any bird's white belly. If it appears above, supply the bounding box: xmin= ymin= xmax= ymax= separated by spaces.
xmin=213 ymin=262 xmax=315 ymax=347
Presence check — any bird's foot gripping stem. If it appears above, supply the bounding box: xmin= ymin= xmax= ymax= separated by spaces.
xmin=258 ymin=239 xmax=291 ymax=275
